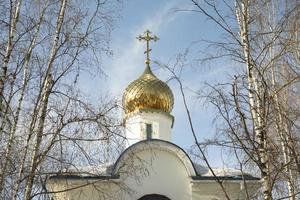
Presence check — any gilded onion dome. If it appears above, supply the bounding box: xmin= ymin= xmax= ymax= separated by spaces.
xmin=122 ymin=65 xmax=174 ymax=115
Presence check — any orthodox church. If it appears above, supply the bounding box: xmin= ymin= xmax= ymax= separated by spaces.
xmin=47 ymin=30 xmax=259 ymax=200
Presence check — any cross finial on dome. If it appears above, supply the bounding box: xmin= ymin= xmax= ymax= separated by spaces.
xmin=137 ymin=29 xmax=159 ymax=66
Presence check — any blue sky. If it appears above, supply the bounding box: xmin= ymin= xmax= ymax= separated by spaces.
xmin=82 ymin=0 xmax=238 ymax=167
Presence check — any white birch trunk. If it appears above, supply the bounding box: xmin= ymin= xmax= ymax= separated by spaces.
xmin=270 ymin=51 xmax=295 ymax=200
xmin=23 ymin=1 xmax=67 ymax=199
xmin=23 ymin=74 xmax=53 ymax=200
xmin=9 ymin=2 xmax=48 ymax=197
xmin=236 ymin=1 xmax=271 ymax=199
xmin=0 ymin=0 xmax=22 ymax=115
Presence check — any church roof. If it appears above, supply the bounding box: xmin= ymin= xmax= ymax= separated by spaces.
xmin=122 ymin=30 xmax=174 ymax=116
xmin=50 ymin=163 xmax=258 ymax=180
xmin=122 ymin=65 xmax=174 ymax=116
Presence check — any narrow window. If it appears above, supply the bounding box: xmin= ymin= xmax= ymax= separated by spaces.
xmin=146 ymin=123 xmax=152 ymax=139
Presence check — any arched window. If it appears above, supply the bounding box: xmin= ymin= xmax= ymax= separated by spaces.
xmin=138 ymin=194 xmax=171 ymax=200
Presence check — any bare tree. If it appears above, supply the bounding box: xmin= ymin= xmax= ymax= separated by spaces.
xmin=159 ymin=0 xmax=299 ymax=199
xmin=0 ymin=0 xmax=122 ymax=199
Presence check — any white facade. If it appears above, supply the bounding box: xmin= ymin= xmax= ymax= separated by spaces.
xmin=47 ymin=140 xmax=260 ymax=200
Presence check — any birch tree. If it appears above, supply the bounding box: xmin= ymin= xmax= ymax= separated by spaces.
xmin=175 ymin=0 xmax=300 ymax=199
xmin=0 ymin=0 xmax=122 ymax=199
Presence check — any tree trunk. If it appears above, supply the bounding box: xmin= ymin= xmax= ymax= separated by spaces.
xmin=9 ymin=3 xmax=48 ymax=197
xmin=0 ymin=0 xmax=22 ymax=116
xmin=23 ymin=0 xmax=67 ymax=199
xmin=236 ymin=1 xmax=271 ymax=199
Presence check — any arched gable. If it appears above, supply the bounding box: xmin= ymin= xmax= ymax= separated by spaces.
xmin=112 ymin=139 xmax=197 ymax=177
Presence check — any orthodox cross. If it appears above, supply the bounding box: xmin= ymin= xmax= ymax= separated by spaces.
xmin=137 ymin=30 xmax=159 ymax=65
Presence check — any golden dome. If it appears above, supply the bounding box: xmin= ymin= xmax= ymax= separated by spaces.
xmin=123 ymin=65 xmax=174 ymax=115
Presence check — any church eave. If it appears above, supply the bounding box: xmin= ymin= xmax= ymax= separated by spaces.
xmin=49 ymin=174 xmax=119 ymax=180
xmin=191 ymin=175 xmax=260 ymax=181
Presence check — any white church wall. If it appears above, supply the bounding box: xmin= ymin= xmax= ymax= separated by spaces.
xmin=125 ymin=111 xmax=173 ymax=146
xmin=47 ymin=141 xmax=258 ymax=200
xmin=192 ymin=181 xmax=240 ymax=199
xmin=47 ymin=147 xmax=192 ymax=200
xmin=116 ymin=148 xmax=192 ymax=200
xmin=47 ymin=179 xmax=122 ymax=200
xmin=48 ymin=177 xmax=252 ymax=200
xmin=191 ymin=180 xmax=258 ymax=200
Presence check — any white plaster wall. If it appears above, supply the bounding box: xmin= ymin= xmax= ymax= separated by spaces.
xmin=125 ymin=111 xmax=173 ymax=147
xmin=192 ymin=181 xmax=240 ymax=199
xmin=47 ymin=148 xmax=192 ymax=200
xmin=191 ymin=181 xmax=259 ymax=200
xmin=47 ymin=180 xmax=121 ymax=200
xmin=118 ymin=148 xmax=192 ymax=200
xmin=47 ymin=142 xmax=259 ymax=200
xmin=48 ymin=177 xmax=252 ymax=200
